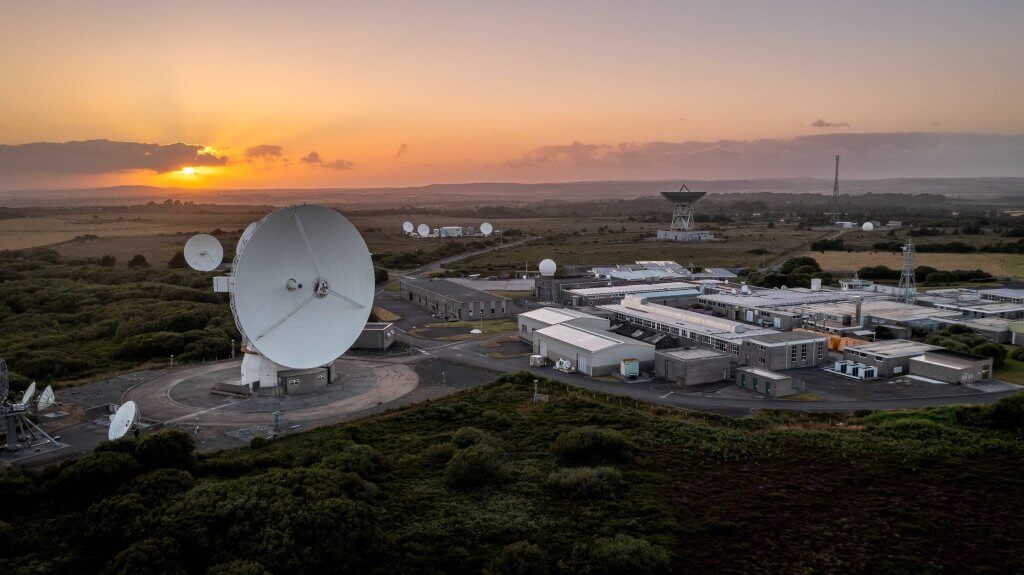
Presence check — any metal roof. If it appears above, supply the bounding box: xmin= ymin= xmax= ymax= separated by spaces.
xmin=845 ymin=339 xmax=941 ymax=358
xmin=519 ymin=307 xmax=601 ymax=325
xmin=567 ymin=281 xmax=700 ymax=297
xmin=534 ymin=324 xmax=651 ymax=353
xmin=401 ymin=278 xmax=509 ymax=303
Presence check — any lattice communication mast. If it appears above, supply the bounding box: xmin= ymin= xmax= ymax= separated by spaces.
xmin=898 ymin=239 xmax=917 ymax=304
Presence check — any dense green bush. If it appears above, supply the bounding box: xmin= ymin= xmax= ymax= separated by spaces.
xmin=551 ymin=427 xmax=635 ymax=465
xmin=422 ymin=442 xmax=456 ymax=466
xmin=565 ymin=535 xmax=671 ymax=575
xmin=444 ymin=444 xmax=508 ymax=488
xmin=317 ymin=443 xmax=388 ymax=478
xmin=487 ymin=541 xmax=550 ymax=575
xmin=452 ymin=426 xmax=494 ymax=448
xmin=134 ymin=430 xmax=196 ymax=470
xmin=545 ymin=466 xmax=623 ymax=498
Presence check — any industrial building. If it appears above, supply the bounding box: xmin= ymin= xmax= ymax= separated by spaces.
xmin=591 ymin=261 xmax=736 ymax=282
xmin=843 ymin=340 xmax=942 ymax=378
xmin=654 ymin=348 xmax=732 ymax=385
xmin=564 ymin=281 xmax=701 ymax=306
xmin=739 ymin=332 xmax=828 ymax=371
xmin=400 ymin=278 xmax=511 ymax=320
xmin=908 ymin=350 xmax=993 ymax=384
xmin=517 ymin=307 xmax=610 ymax=342
xmin=531 ymin=323 xmax=655 ymax=376
xmin=353 ymin=322 xmax=396 ymax=350
xmin=599 ymin=294 xmax=780 ymax=356
xmin=934 ymin=300 xmax=1024 ymax=319
xmin=979 ymin=288 xmax=1024 ymax=304
xmin=932 ymin=317 xmax=1012 ymax=344
xmin=735 ymin=366 xmax=800 ymax=397
xmin=697 ymin=287 xmax=877 ymax=330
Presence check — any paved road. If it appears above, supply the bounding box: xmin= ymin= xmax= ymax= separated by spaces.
xmin=405 ymin=236 xmax=536 ymax=277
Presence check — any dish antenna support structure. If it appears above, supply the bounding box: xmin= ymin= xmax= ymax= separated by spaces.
xmin=662 ymin=184 xmax=706 ymax=232
xmin=204 ymin=205 xmax=374 ymax=394
xmin=0 ymin=359 xmax=63 ymax=451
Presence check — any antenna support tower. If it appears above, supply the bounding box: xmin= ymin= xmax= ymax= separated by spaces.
xmin=656 ymin=184 xmax=715 ymax=241
xmin=898 ymin=238 xmax=917 ymax=304
xmin=832 ymin=154 xmax=840 ymax=225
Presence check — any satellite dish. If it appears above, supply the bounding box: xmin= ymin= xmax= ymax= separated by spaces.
xmin=231 ymin=205 xmax=374 ymax=369
xmin=402 ymin=221 xmax=414 ymax=234
xmin=0 ymin=358 xmax=8 ymax=402
xmin=238 ymin=222 xmax=258 ymax=251
xmin=184 ymin=234 xmax=224 ymax=272
xmin=539 ymin=259 xmax=557 ymax=277
xmin=37 ymin=385 xmax=55 ymax=411
xmin=21 ymin=381 xmax=36 ymax=405
xmin=417 ymin=224 xmax=431 ymax=237
xmin=861 ymin=222 xmax=874 ymax=232
xmin=480 ymin=222 xmax=493 ymax=236
xmin=108 ymin=401 xmax=138 ymax=441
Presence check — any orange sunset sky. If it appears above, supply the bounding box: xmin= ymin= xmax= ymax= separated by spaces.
xmin=2 ymin=1 xmax=1023 ymax=190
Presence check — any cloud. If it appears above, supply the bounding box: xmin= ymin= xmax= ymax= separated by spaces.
xmin=811 ymin=119 xmax=850 ymax=128
xmin=322 ymin=159 xmax=354 ymax=170
xmin=300 ymin=151 xmax=322 ymax=164
xmin=393 ymin=143 xmax=409 ymax=160
xmin=0 ymin=139 xmax=228 ymax=175
xmin=244 ymin=144 xmax=283 ymax=161
xmin=504 ymin=133 xmax=1024 ymax=178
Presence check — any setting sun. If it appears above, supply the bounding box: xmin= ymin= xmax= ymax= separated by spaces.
xmin=181 ymin=167 xmax=196 ymax=176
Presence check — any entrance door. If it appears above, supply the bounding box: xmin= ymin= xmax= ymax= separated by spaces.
xmin=539 ymin=341 xmax=547 ymax=356
xmin=577 ymin=354 xmax=587 ymax=374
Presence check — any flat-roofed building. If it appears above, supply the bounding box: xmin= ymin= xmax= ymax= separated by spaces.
xmin=532 ymin=323 xmax=655 ymax=376
xmin=843 ymin=339 xmax=942 ymax=378
xmin=735 ymin=366 xmax=799 ymax=397
xmin=591 ymin=261 xmax=737 ymax=282
xmin=353 ymin=322 xmax=396 ymax=350
xmin=517 ymin=307 xmax=610 ymax=341
xmin=655 ymin=348 xmax=733 ymax=385
xmin=739 ymin=332 xmax=828 ymax=370
xmin=979 ymin=288 xmax=1024 ymax=304
xmin=934 ymin=300 xmax=1024 ymax=319
xmin=908 ymin=350 xmax=993 ymax=383
xmin=565 ymin=281 xmax=701 ymax=306
xmin=932 ymin=317 xmax=1012 ymax=344
xmin=698 ymin=287 xmax=879 ymax=330
xmin=599 ymin=294 xmax=780 ymax=356
xmin=400 ymin=278 xmax=510 ymax=320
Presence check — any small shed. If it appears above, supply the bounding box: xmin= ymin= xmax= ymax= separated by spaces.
xmin=655 ymin=348 xmax=732 ymax=386
xmin=353 ymin=322 xmax=396 ymax=350
xmin=735 ymin=366 xmax=799 ymax=397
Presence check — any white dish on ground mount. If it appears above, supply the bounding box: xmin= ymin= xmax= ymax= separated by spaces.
xmin=402 ymin=221 xmax=414 ymax=233
xmin=230 ymin=205 xmax=374 ymax=370
xmin=539 ymin=259 xmax=557 ymax=277
xmin=108 ymin=400 xmax=138 ymax=441
xmin=480 ymin=222 xmax=493 ymax=236
xmin=184 ymin=234 xmax=225 ymax=271
xmin=37 ymin=385 xmax=55 ymax=411
xmin=417 ymin=223 xmax=431 ymax=237
xmin=21 ymin=381 xmax=37 ymax=405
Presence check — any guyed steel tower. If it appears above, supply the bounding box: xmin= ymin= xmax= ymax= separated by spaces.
xmin=898 ymin=238 xmax=917 ymax=304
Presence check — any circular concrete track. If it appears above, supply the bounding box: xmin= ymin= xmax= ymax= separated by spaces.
xmin=123 ymin=358 xmax=418 ymax=428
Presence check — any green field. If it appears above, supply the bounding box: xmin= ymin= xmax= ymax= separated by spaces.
xmin=2 ymin=373 xmax=1022 ymax=574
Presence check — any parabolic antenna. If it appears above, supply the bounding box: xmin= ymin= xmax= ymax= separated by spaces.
xmin=184 ymin=234 xmax=224 ymax=272
xmin=539 ymin=259 xmax=557 ymax=277
xmin=231 ymin=204 xmax=374 ymax=369
xmin=402 ymin=221 xmax=414 ymax=233
xmin=417 ymin=223 xmax=431 ymax=237
xmin=480 ymin=222 xmax=493 ymax=236
xmin=238 ymin=222 xmax=258 ymax=251
xmin=37 ymin=385 xmax=55 ymax=411
xmin=108 ymin=401 xmax=138 ymax=441
xmin=21 ymin=381 xmax=36 ymax=405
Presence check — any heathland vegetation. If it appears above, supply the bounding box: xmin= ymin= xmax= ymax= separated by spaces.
xmin=0 ymin=373 xmax=1022 ymax=574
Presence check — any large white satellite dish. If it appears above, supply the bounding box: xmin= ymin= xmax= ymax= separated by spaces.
xmin=37 ymin=385 xmax=55 ymax=411
xmin=480 ymin=222 xmax=493 ymax=236
xmin=21 ymin=381 xmax=36 ymax=405
xmin=231 ymin=205 xmax=374 ymax=370
xmin=238 ymin=222 xmax=258 ymax=251
xmin=417 ymin=223 xmax=431 ymax=237
xmin=539 ymin=259 xmax=557 ymax=277
xmin=402 ymin=221 xmax=414 ymax=234
xmin=108 ymin=401 xmax=138 ymax=441
xmin=184 ymin=234 xmax=224 ymax=272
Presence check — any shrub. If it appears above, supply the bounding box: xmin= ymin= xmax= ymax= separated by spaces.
xmin=551 ymin=427 xmax=635 ymax=465
xmin=1011 ymin=347 xmax=1024 ymax=362
xmin=318 ymin=444 xmax=387 ymax=478
xmin=566 ymin=535 xmax=670 ymax=575
xmin=444 ymin=444 xmax=508 ymax=488
xmin=207 ymin=560 xmax=271 ymax=575
xmin=422 ymin=442 xmax=456 ymax=466
xmin=135 ymin=429 xmax=195 ymax=470
xmin=971 ymin=342 xmax=1007 ymax=368
xmin=48 ymin=452 xmax=141 ymax=502
xmin=127 ymin=254 xmax=150 ymax=268
xmin=987 ymin=391 xmax=1024 ymax=431
xmin=545 ymin=466 xmax=623 ymax=498
xmin=452 ymin=426 xmax=493 ymax=448
xmin=108 ymin=536 xmax=186 ymax=575
xmin=487 ymin=541 xmax=549 ymax=575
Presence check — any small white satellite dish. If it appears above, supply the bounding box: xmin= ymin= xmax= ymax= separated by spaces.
xmin=21 ymin=381 xmax=37 ymax=405
xmin=480 ymin=222 xmax=493 ymax=236
xmin=402 ymin=221 xmax=414 ymax=234
xmin=539 ymin=259 xmax=557 ymax=277
xmin=470 ymin=328 xmax=483 ymax=334
xmin=108 ymin=401 xmax=138 ymax=441
xmin=231 ymin=205 xmax=374 ymax=369
xmin=184 ymin=234 xmax=224 ymax=272
xmin=861 ymin=222 xmax=874 ymax=232
xmin=417 ymin=224 xmax=431 ymax=237
xmin=37 ymin=385 xmax=55 ymax=411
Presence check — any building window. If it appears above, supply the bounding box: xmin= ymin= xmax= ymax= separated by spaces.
xmin=800 ymin=344 xmax=808 ymax=360
xmin=759 ymin=357 xmax=766 ymax=364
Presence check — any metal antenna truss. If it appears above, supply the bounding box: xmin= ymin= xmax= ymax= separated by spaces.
xmin=898 ymin=239 xmax=917 ymax=304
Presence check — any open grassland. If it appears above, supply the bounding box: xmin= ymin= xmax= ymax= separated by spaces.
xmin=2 ymin=373 xmax=1023 ymax=574
xmin=805 ymin=250 xmax=1024 ymax=277
xmin=452 ymin=224 xmax=824 ymax=273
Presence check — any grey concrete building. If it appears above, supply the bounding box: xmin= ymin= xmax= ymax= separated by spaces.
xmin=532 ymin=323 xmax=655 ymax=376
xmin=908 ymin=350 xmax=993 ymax=383
xmin=735 ymin=366 xmax=799 ymax=397
xmin=739 ymin=332 xmax=828 ymax=371
xmin=517 ymin=307 xmax=610 ymax=342
xmin=353 ymin=322 xmax=396 ymax=350
xmin=655 ymin=348 xmax=733 ymax=385
xmin=400 ymin=278 xmax=510 ymax=320
xmin=843 ymin=340 xmax=942 ymax=378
